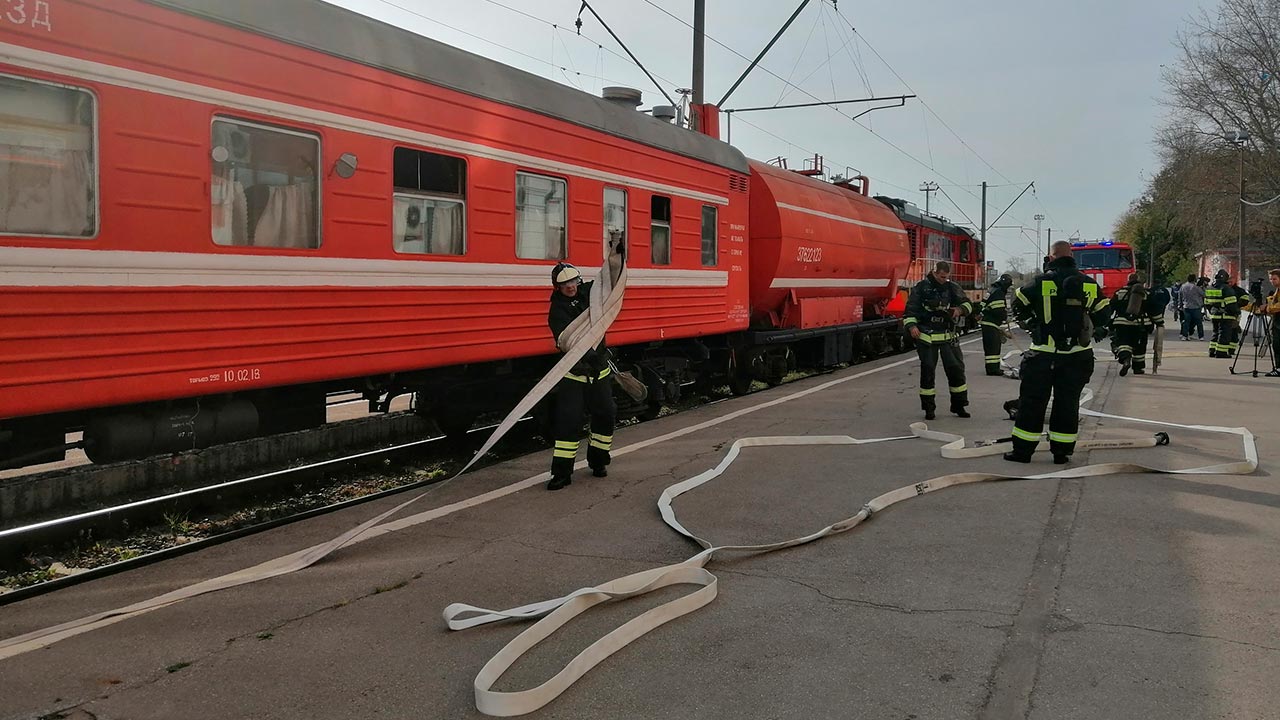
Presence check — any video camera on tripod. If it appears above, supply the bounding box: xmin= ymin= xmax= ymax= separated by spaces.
xmin=1230 ymin=277 xmax=1276 ymax=378
xmin=1249 ymin=278 xmax=1266 ymax=307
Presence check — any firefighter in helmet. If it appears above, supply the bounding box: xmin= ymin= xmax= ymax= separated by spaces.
xmin=1205 ymin=268 xmax=1241 ymax=358
xmin=1005 ymin=241 xmax=1113 ymax=465
xmin=905 ymin=260 xmax=972 ymax=420
xmin=546 ymin=262 xmax=615 ymax=491
xmin=1110 ymin=272 xmax=1151 ymax=376
xmin=979 ymin=273 xmax=1014 ymax=376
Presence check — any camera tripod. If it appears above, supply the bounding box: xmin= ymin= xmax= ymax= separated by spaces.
xmin=1229 ymin=311 xmax=1276 ymax=377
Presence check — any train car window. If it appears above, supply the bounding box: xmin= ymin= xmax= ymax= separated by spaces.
xmin=926 ymin=233 xmax=952 ymax=262
xmin=959 ymin=239 xmax=971 ymax=263
xmin=700 ymin=205 xmax=718 ymax=266
xmin=515 ymin=172 xmax=566 ymax=259
xmin=603 ymin=187 xmax=626 ymax=260
xmin=393 ymin=147 xmax=465 ymax=255
xmin=651 ymin=195 xmax=671 ymax=265
xmin=211 ymin=118 xmax=320 ymax=249
xmin=1076 ymin=248 xmax=1134 ymax=270
xmin=0 ymin=75 xmax=97 ymax=237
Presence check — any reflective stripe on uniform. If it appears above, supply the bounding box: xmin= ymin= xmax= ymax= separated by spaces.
xmin=565 ymin=366 xmax=612 ymax=382
xmin=1031 ymin=339 xmax=1093 ymax=354
xmin=1012 ymin=426 xmax=1042 ymax=442
xmin=979 ymin=321 xmax=1001 ymax=328
xmin=589 ymin=432 xmax=612 ymax=451
xmin=1049 ymin=431 xmax=1077 ymax=443
xmin=919 ymin=388 xmax=936 ymax=396
xmin=986 ymin=300 xmax=1006 ymax=309
xmin=553 ymin=440 xmax=580 ymax=458
xmin=949 ymin=385 xmax=968 ymax=394
xmin=985 ymin=355 xmax=1001 ymax=361
xmin=917 ymin=332 xmax=958 ymax=343
xmin=1041 ymin=279 xmax=1057 ymax=324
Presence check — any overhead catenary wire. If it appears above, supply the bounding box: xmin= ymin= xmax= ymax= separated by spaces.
xmin=366 ymin=0 xmax=655 ymax=90
xmin=371 ymin=0 xmax=1032 ymax=259
xmin=638 ymin=0 xmax=1036 ymax=236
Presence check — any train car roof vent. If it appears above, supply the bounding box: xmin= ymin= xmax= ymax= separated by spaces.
xmin=602 ymin=86 xmax=642 ymax=108
xmin=652 ymin=105 xmax=677 ymax=122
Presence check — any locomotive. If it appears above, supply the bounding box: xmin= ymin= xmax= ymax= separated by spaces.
xmin=0 ymin=0 xmax=982 ymax=470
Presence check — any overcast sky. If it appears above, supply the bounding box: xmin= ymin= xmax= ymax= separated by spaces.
xmin=323 ymin=0 xmax=1207 ymax=271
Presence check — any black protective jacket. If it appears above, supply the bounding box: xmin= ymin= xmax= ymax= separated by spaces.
xmin=1012 ymin=256 xmax=1113 ymax=353
xmin=905 ymin=273 xmax=972 ymax=339
xmin=548 ymin=281 xmax=607 ymax=375
xmin=980 ymin=282 xmax=1011 ymax=325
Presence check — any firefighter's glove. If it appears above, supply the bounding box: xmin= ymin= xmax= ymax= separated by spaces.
xmin=1092 ymin=327 xmax=1109 ymax=341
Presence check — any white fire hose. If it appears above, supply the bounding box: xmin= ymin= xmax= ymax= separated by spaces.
xmin=444 ymin=389 xmax=1256 ymax=716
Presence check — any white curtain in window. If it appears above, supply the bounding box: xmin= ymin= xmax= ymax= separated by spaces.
xmin=253 ymin=183 xmax=315 ymax=248
xmin=0 ymin=148 xmax=93 ymax=236
xmin=431 ymin=201 xmax=463 ymax=254
xmin=211 ymin=173 xmax=248 ymax=246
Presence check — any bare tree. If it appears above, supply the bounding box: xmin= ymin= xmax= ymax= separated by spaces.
xmin=1158 ymin=0 xmax=1280 ymax=260
xmin=1005 ymin=255 xmax=1031 ymax=280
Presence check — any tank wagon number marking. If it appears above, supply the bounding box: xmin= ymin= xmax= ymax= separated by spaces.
xmin=795 ymin=246 xmax=823 ymax=263
xmin=2 ymin=0 xmax=52 ymax=30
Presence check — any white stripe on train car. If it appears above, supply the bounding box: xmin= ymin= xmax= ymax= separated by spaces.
xmin=769 ymin=278 xmax=891 ymax=288
xmin=0 ymin=247 xmax=728 ymax=288
xmin=0 ymin=42 xmax=730 ymax=206
xmin=775 ymin=203 xmax=908 ymax=235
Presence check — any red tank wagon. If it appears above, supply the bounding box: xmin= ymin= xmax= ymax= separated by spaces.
xmin=748 ymin=161 xmax=910 ymax=328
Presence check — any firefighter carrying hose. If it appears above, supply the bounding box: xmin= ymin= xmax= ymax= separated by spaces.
xmin=980 ymin=274 xmax=1014 ymax=376
xmin=546 ymin=262 xmax=616 ymax=491
xmin=1005 ymin=241 xmax=1113 ymax=465
xmin=1206 ymin=269 xmax=1241 ymax=358
xmin=905 ymin=261 xmax=972 ymax=420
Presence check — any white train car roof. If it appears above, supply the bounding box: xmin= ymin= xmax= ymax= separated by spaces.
xmin=145 ymin=0 xmax=750 ymax=174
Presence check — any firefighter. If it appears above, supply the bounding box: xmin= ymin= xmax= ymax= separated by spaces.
xmin=1228 ymin=277 xmax=1250 ymax=358
xmin=546 ymin=262 xmax=615 ymax=491
xmin=980 ymin=274 xmax=1014 ymax=376
xmin=1004 ymin=241 xmax=1113 ymax=465
xmin=905 ymin=260 xmax=972 ymax=420
xmin=1110 ymin=273 xmax=1150 ymax=376
xmin=1205 ymin=269 xmax=1240 ymax=358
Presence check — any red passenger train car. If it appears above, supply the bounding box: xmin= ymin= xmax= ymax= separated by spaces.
xmin=0 ymin=0 xmax=947 ymax=470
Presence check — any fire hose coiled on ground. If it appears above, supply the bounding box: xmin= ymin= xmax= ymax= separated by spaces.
xmin=443 ymin=394 xmax=1255 ymax=716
